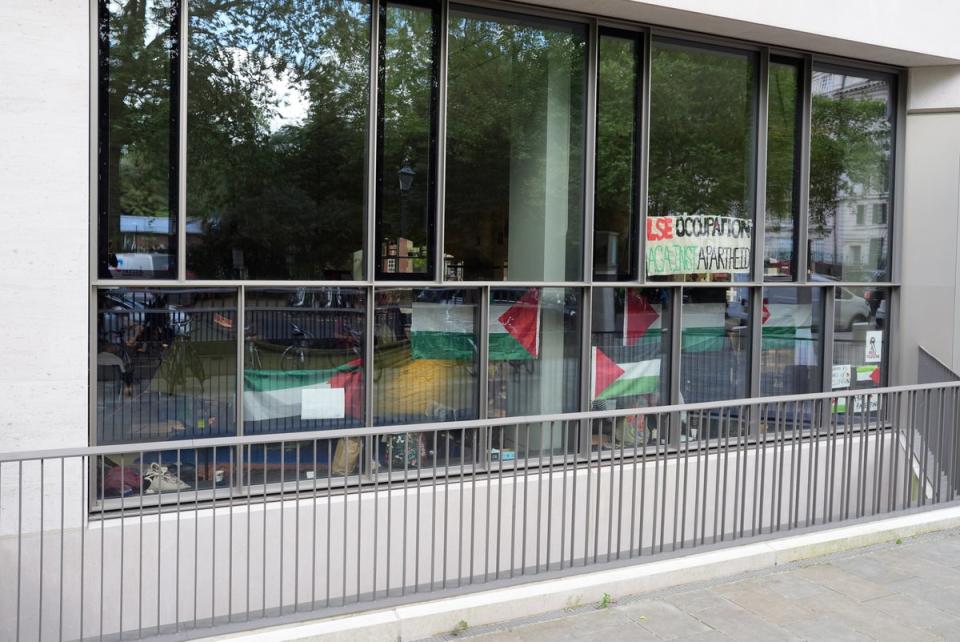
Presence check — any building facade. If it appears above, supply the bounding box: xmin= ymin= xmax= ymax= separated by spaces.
xmin=2 ymin=0 xmax=960 ymax=639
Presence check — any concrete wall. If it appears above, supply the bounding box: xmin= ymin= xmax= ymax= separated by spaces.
xmin=0 ymin=431 xmax=918 ymax=640
xmin=0 ymin=2 xmax=90 ymax=452
xmin=898 ymin=66 xmax=960 ymax=381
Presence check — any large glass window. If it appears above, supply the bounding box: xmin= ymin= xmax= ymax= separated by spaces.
xmin=377 ymin=2 xmax=439 ymax=278
xmin=810 ymin=68 xmax=895 ymax=282
xmin=831 ymin=286 xmax=888 ymax=394
xmin=680 ymin=287 xmax=750 ymax=403
xmin=647 ymin=40 xmax=757 ymax=282
xmin=98 ymin=0 xmax=180 ymax=279
xmin=444 ymin=8 xmax=587 ymax=281
xmin=765 ymin=60 xmax=802 ymax=281
xmin=96 ymin=288 xmax=237 ymax=445
xmin=374 ymin=288 xmax=480 ymax=425
xmin=591 ymin=288 xmax=670 ymax=407
xmin=243 ymin=288 xmax=365 ymax=434
xmin=594 ymin=31 xmax=640 ymax=281
xmin=760 ymin=287 xmax=823 ymax=396
xmin=186 ymin=0 xmax=371 ymax=280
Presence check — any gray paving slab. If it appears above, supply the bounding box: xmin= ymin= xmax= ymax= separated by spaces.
xmin=423 ymin=528 xmax=960 ymax=641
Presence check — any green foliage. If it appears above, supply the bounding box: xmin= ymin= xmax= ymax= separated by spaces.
xmin=452 ymin=619 xmax=469 ymax=635
xmin=596 ymin=592 xmax=613 ymax=609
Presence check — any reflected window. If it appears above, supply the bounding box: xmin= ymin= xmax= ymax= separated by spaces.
xmin=98 ymin=0 xmax=180 ymax=279
xmin=186 ymin=0 xmax=371 ymax=279
xmin=765 ymin=59 xmax=802 ymax=281
xmin=96 ymin=288 xmax=237 ymax=445
xmin=377 ymin=2 xmax=439 ymax=278
xmin=809 ymin=68 xmax=894 ymax=282
xmin=647 ymin=40 xmax=757 ymax=282
xmin=831 ymin=286 xmax=887 ymax=393
xmin=594 ymin=30 xmax=640 ymax=281
xmin=444 ymin=8 xmax=587 ymax=281
xmin=759 ymin=287 xmax=823 ymax=396
xmin=243 ymin=288 xmax=365 ymax=434
xmin=374 ymin=288 xmax=480 ymax=425
xmin=488 ymin=288 xmax=581 ymax=459
xmin=591 ymin=288 xmax=670 ymax=407
xmin=680 ymin=287 xmax=750 ymax=403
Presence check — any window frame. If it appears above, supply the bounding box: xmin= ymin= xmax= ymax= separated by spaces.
xmin=89 ymin=0 xmax=906 ymax=507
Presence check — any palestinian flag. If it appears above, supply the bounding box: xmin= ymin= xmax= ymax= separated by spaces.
xmin=243 ymin=359 xmax=362 ymax=422
xmin=411 ymin=289 xmax=540 ymax=361
xmin=591 ymin=347 xmax=661 ymax=400
xmin=681 ymin=303 xmax=727 ymax=352
xmin=624 ymin=291 xmax=663 ymax=346
xmin=762 ymin=304 xmax=814 ymax=349
xmin=856 ymin=365 xmax=881 ymax=385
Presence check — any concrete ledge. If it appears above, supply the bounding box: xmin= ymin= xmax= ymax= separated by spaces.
xmin=199 ymin=505 xmax=960 ymax=642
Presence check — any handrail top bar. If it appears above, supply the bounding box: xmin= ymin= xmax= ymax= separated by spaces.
xmin=3 ymin=381 xmax=956 ymax=462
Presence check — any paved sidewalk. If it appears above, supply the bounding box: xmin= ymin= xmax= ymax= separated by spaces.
xmin=431 ymin=528 xmax=960 ymax=641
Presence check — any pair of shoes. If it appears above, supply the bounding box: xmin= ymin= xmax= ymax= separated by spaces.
xmin=143 ymin=462 xmax=191 ymax=493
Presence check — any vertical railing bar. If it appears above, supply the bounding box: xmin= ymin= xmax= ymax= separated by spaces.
xmin=495 ymin=429 xmax=504 ymax=580
xmin=457 ymin=427 xmax=465 ymax=588
xmin=690 ymin=411 xmax=700 ymax=548
xmin=227 ymin=448 xmax=235 ymax=620
xmin=935 ymin=388 xmax=946 ymax=503
xmin=873 ymin=394 xmax=886 ymax=515
xmin=387 ymin=432 xmax=395 ymax=596
xmin=324 ymin=441 xmax=331 ymax=608
xmin=719 ymin=407 xmax=731 ymax=541
xmin=712 ymin=407 xmax=725 ymax=543
xmin=294 ymin=446 xmax=301 ymax=611
xmin=263 ymin=445 xmax=270 ymax=615
xmin=310 ymin=442 xmax=318 ymax=608
xmin=751 ymin=406 xmax=761 ymax=534
xmin=548 ymin=422 xmax=556 ymax=571
xmin=342 ymin=439 xmax=350 ymax=605
xmin=59 ymin=458 xmax=65 ymax=642
xmin=680 ymin=414 xmax=691 ymax=547
xmin=443 ymin=428 xmax=451 ymax=588
xmin=843 ymin=396 xmax=853 ymax=520
xmin=651 ymin=418 xmax=660 ymax=554
xmin=857 ymin=396 xmax=868 ymax=517
xmin=560 ymin=422 xmax=570 ymax=569
xmin=80 ymin=458 xmax=87 ymax=641
xmin=431 ymin=431 xmax=438 ymax=590
xmin=522 ymin=426 xmax=530 ymax=574
xmin=470 ymin=426 xmax=477 ymax=584
xmin=594 ymin=422 xmax=603 ymax=563
xmin=824 ymin=403 xmax=835 ymax=522
xmin=732 ymin=408 xmax=743 ymax=539
xmin=613 ymin=421 xmax=624 ymax=560
xmin=776 ymin=402 xmax=787 ymax=530
xmin=672 ymin=415 xmax=682 ymax=550
xmin=742 ymin=405 xmax=750 ymax=533
xmin=629 ymin=416 xmax=640 ymax=555
xmin=510 ymin=425 xmax=519 ymax=577
xmin=808 ymin=400 xmax=818 ymax=527
xmin=245 ymin=447 xmax=252 ymax=620
xmin=212 ymin=445 xmax=219 ymax=626
xmin=119 ymin=458 xmax=126 ymax=637
xmin=583 ymin=422 xmax=592 ymax=565
xmin=696 ymin=410 xmax=705 ymax=546
xmin=638 ymin=416 xmax=649 ymax=556
xmin=660 ymin=414 xmax=669 ymax=553
xmin=99 ymin=457 xmax=105 ymax=641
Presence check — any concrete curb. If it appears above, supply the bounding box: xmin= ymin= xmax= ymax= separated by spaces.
xmin=198 ymin=506 xmax=960 ymax=642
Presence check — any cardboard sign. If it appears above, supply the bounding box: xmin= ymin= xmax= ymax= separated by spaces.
xmin=301 ymin=388 xmax=345 ymax=420
xmin=865 ymin=331 xmax=883 ymax=363
xmin=832 ymin=365 xmax=851 ymax=389
xmin=646 ymin=215 xmax=752 ymax=276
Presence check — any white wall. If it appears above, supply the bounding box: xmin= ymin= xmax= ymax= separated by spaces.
xmin=899 ymin=65 xmax=960 ymax=380
xmin=0 ymin=2 xmax=90 ymax=452
xmin=529 ymin=0 xmax=960 ymax=67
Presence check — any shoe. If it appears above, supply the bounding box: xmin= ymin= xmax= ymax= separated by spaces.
xmin=143 ymin=462 xmax=191 ymax=493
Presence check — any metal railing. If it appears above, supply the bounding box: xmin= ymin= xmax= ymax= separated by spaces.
xmin=2 ymin=382 xmax=960 ymax=641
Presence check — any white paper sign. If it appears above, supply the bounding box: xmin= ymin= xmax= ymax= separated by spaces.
xmin=864 ymin=331 xmax=883 ymax=363
xmin=301 ymin=388 xmax=345 ymax=420
xmin=832 ymin=365 xmax=851 ymax=389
